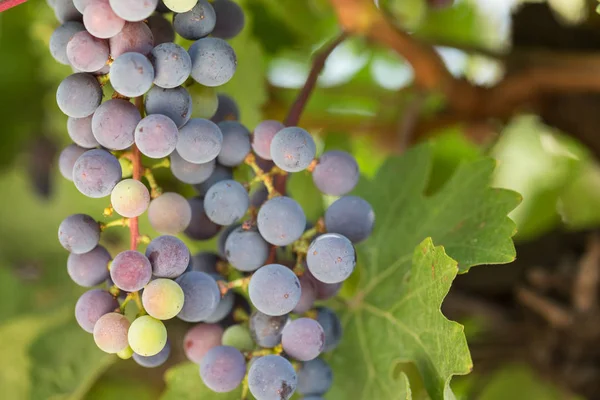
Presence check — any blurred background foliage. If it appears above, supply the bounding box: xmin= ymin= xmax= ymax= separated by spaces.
xmin=1 ymin=0 xmax=599 ymax=398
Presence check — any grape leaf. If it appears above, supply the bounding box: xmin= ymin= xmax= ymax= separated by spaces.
xmin=328 ymin=144 xmax=520 ymax=400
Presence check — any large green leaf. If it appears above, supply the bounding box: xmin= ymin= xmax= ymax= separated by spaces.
xmin=328 ymin=144 xmax=520 ymax=400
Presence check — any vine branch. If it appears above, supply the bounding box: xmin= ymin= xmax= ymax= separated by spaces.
xmin=130 ymin=97 xmax=145 ymax=251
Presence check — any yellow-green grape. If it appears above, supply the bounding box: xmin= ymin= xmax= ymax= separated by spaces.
xmin=110 ymin=179 xmax=150 ymax=218
xmin=128 ymin=315 xmax=168 ymax=356
xmin=117 ymin=345 xmax=134 ymax=360
xmin=142 ymin=278 xmax=185 ymax=320
xmin=189 ymin=84 xmax=219 ymax=119
xmin=222 ymin=324 xmax=254 ymax=352
xmin=93 ymin=312 xmax=130 ymax=354
xmin=163 ymin=0 xmax=198 ymax=13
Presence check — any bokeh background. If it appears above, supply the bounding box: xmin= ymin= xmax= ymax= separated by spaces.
xmin=2 ymin=0 xmax=600 ymax=398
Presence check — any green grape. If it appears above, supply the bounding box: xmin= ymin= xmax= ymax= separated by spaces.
xmin=128 ymin=315 xmax=168 ymax=356
xmin=110 ymin=178 xmax=150 ymax=218
xmin=163 ymin=0 xmax=198 ymax=12
xmin=142 ymin=278 xmax=185 ymax=320
xmin=222 ymin=324 xmax=255 ymax=352
xmin=190 ymin=84 xmax=219 ymax=119
xmin=117 ymin=345 xmax=134 ymax=360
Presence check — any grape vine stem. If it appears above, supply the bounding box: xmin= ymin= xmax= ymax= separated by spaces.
xmin=130 ymin=97 xmax=145 ymax=251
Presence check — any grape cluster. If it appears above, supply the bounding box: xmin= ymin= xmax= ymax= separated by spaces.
xmin=49 ymin=1 xmax=374 ymax=399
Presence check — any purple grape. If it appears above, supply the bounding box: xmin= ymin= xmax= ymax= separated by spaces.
xmin=58 ymin=144 xmax=87 ymax=181
xmin=224 ymin=226 xmax=269 ymax=272
xmin=281 ymin=318 xmax=324 ymax=361
xmin=147 ymin=14 xmax=175 ymax=45
xmin=56 ymin=73 xmax=102 ymax=118
xmin=204 ymin=180 xmax=249 ymax=225
xmin=200 ymin=346 xmax=246 ymax=392
xmin=293 ymin=273 xmax=317 ymax=314
xmin=204 ymin=282 xmax=234 ymax=323
xmin=189 ymin=251 xmax=220 ymax=274
xmin=249 ymin=264 xmax=301 ymax=316
xmin=175 ymin=271 xmax=221 ymax=322
xmin=257 ymin=196 xmax=306 ymax=246
xmin=189 ymin=37 xmax=236 ymax=87
xmin=193 ymin=164 xmax=232 ymax=195
xmin=217 ymin=222 xmax=240 ymax=256
xmin=316 ymin=307 xmax=342 ymax=352
xmin=67 ymin=245 xmax=111 ymax=287
xmin=150 ymin=42 xmax=192 ymax=89
xmin=58 ymin=213 xmax=100 ymax=254
xmin=176 ymin=118 xmax=222 ymax=163
xmin=83 ymin=2 xmax=125 ymax=39
xmin=134 ymin=114 xmax=178 ymax=158
xmin=252 ymin=120 xmax=284 ymax=160
xmin=249 ymin=311 xmax=288 ymax=348
xmin=173 ymin=0 xmax=216 ymax=40
xmin=183 ymin=323 xmax=223 ymax=363
xmin=324 ymin=195 xmax=375 ymax=243
xmin=148 ymin=192 xmax=192 ymax=234
xmin=66 ymin=31 xmax=109 ymax=72
xmin=248 ymin=355 xmax=297 ymax=400
xmin=306 ymin=269 xmax=341 ymax=300
xmin=312 ymin=150 xmax=359 ymax=196
xmin=67 ymin=116 xmax=100 ymax=148
xmin=170 ymin=152 xmax=215 ymax=184
xmin=145 ymin=86 xmax=192 ymax=128
xmin=91 ymin=98 xmax=141 ymax=150
xmin=184 ymin=197 xmax=222 ymax=240
xmin=49 ymin=21 xmax=85 ymax=65
xmin=211 ymin=94 xmax=239 ymax=124
xmin=270 ymin=127 xmax=316 ymax=172
xmin=133 ymin=340 xmax=171 ymax=368
xmin=211 ymin=0 xmax=245 ymax=39
xmin=109 ymin=21 xmax=154 ymax=58
xmin=54 ymin=0 xmax=82 ymax=23
xmin=217 ymin=121 xmax=251 ymax=167
xmin=110 ymin=250 xmax=152 ymax=292
xmin=109 ymin=0 xmax=158 ymax=22
xmin=297 ymin=358 xmax=333 ymax=396
xmin=145 ymin=235 xmax=190 ymax=278
xmin=306 ymin=233 xmax=356 ymax=284
xmin=73 ymin=149 xmax=122 ymax=198
xmin=110 ymin=52 xmax=155 ymax=97
xmin=75 ymin=289 xmax=119 ymax=333
xmin=250 ymin=184 xmax=269 ymax=208
xmin=73 ymin=0 xmax=93 ymax=13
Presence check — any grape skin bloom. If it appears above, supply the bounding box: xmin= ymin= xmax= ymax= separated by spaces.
xmin=135 ymin=114 xmax=179 ymax=159
xmin=297 ymin=358 xmax=333 ymax=396
xmin=189 ymin=37 xmax=237 ymax=87
xmin=142 ymin=279 xmax=185 ymax=320
xmin=67 ymin=245 xmax=111 ymax=287
xmin=224 ymin=227 xmax=269 ymax=272
xmin=56 ymin=73 xmax=102 ymax=118
xmin=176 ymin=271 xmax=221 ymax=322
xmin=281 ymin=318 xmax=325 ymax=361
xmin=217 ymin=121 xmax=251 ymax=167
xmin=176 ymin=118 xmax=223 ymax=163
xmin=75 ymin=289 xmax=119 ymax=333
xmin=257 ymin=196 xmax=306 ymax=246
xmin=110 ymin=250 xmax=152 ymax=292
xmin=204 ymin=180 xmax=249 ymax=226
xmin=200 ymin=346 xmax=246 ymax=392
xmin=324 ymin=195 xmax=375 ymax=243
xmin=249 ymin=311 xmax=288 ymax=348
xmin=67 ymin=116 xmax=99 ymax=149
xmin=252 ymin=120 xmax=284 ymax=160
xmin=249 ymin=264 xmax=301 ymax=316
xmin=170 ymin=151 xmax=215 ymax=184
xmin=58 ymin=144 xmax=87 ymax=181
xmin=183 ymin=323 xmax=223 ymax=363
xmin=312 ymin=150 xmax=359 ymax=196
xmin=306 ymin=233 xmax=356 ymax=284
xmin=270 ymin=126 xmax=316 ymax=172
xmin=110 ymin=52 xmax=155 ymax=97
xmin=145 ymin=235 xmax=190 ymax=278
xmin=248 ymin=355 xmax=297 ymax=400
xmin=148 ymin=192 xmax=192 ymax=234
xmin=150 ymin=42 xmax=192 ymax=89
xmin=58 ymin=213 xmax=100 ymax=254
xmin=93 ymin=312 xmax=130 ymax=354
xmin=133 ymin=340 xmax=171 ymax=368
xmin=145 ymin=86 xmax=193 ymax=128
xmin=173 ymin=0 xmax=216 ymax=40
xmin=91 ymin=98 xmax=141 ymax=150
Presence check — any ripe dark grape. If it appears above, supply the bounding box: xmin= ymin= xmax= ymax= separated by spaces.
xmin=56 ymin=73 xmax=102 ymax=118
xmin=189 ymin=251 xmax=220 ymax=274
xmin=109 ymin=21 xmax=154 ymax=58
xmin=128 ymin=315 xmax=168 ymax=356
xmin=217 ymin=222 xmax=240 ymax=256
xmin=184 ymin=197 xmax=222 ymax=240
xmin=142 ymin=279 xmax=185 ymax=320
xmin=297 ymin=358 xmax=333 ymax=396
xmin=324 ymin=195 xmax=375 ymax=243
xmin=204 ymin=180 xmax=249 ymax=225
xmin=110 ymin=52 xmax=155 ymax=97
xmin=145 ymin=86 xmax=193 ymax=128
xmin=189 ymin=37 xmax=237 ymax=87
xmin=217 ymin=121 xmax=251 ymax=167
xmin=170 ymin=151 xmax=215 ymax=184
xmin=211 ymin=94 xmax=239 ymax=123
xmin=175 ymin=271 xmax=221 ymax=322
xmin=135 ymin=114 xmax=179 ymax=158
xmin=293 ymin=273 xmax=317 ymax=314
xmin=49 ymin=21 xmax=85 ymax=65
xmin=173 ymin=0 xmax=216 ymax=40
xmin=58 ymin=213 xmax=100 ymax=254
xmin=133 ymin=340 xmax=171 ymax=368
xmin=109 ymin=0 xmax=158 ymax=22
xmin=145 ymin=235 xmax=190 ymax=278
xmin=249 ymin=264 xmax=301 ymax=316
xmin=68 ymin=245 xmax=111 ymax=287
xmin=306 ymin=269 xmax=342 ymax=300
xmin=58 ymin=144 xmax=86 ymax=181
xmin=249 ymin=311 xmax=288 ymax=348
xmin=75 ymin=289 xmax=119 ymax=333
xmin=147 ymin=14 xmax=175 ymax=45
xmin=281 ymin=318 xmax=324 ymax=361
xmin=111 ymin=179 xmax=150 ymax=218
xmin=257 ymin=196 xmax=306 ymax=246
xmin=316 ymin=307 xmax=342 ymax=352
xmin=312 ymin=150 xmax=359 ymax=196
xmin=270 ymin=127 xmax=316 ymax=172
xmin=73 ymin=0 xmax=93 ymax=13
xmin=211 ymin=0 xmax=245 ymax=40
xmin=91 ymin=99 xmax=141 ymax=150
xmin=150 ymin=42 xmax=192 ymax=89
xmin=83 ymin=2 xmax=125 ymax=39
xmin=306 ymin=233 xmax=356 ymax=284
xmin=248 ymin=355 xmax=297 ymax=400
xmin=148 ymin=192 xmax=192 ymax=234
xmin=177 ymin=118 xmax=223 ymax=163
xmin=200 ymin=346 xmax=246 ymax=392
xmin=67 ymin=116 xmax=99 ymax=149
xmin=66 ymin=31 xmax=109 ymax=72
xmin=73 ymin=149 xmax=122 ymax=198
xmin=183 ymin=323 xmax=224 ymax=363
xmin=252 ymin=120 xmax=284 ymax=160
xmin=54 ymin=0 xmax=82 ymax=23
xmin=110 ymin=250 xmax=152 ymax=292
xmin=250 ymin=184 xmax=269 ymax=208
xmin=93 ymin=312 xmax=130 ymax=353
xmin=224 ymin=226 xmax=269 ymax=272
xmin=204 ymin=288 xmax=234 ymax=323
xmin=193 ymin=164 xmax=232 ymax=195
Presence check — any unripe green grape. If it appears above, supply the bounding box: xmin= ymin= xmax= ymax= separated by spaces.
xmin=222 ymin=324 xmax=254 ymax=351
xmin=111 ymin=179 xmax=150 ymax=218
xmin=163 ymin=0 xmax=198 ymax=13
xmin=128 ymin=315 xmax=167 ymax=356
xmin=117 ymin=345 xmax=134 ymax=360
xmin=142 ymin=278 xmax=185 ymax=320
xmin=93 ymin=312 xmax=130 ymax=354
